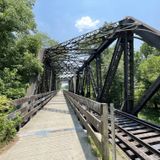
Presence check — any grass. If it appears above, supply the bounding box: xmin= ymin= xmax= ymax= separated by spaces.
xmin=87 ymin=136 xmax=115 ymax=160
xmin=87 ymin=134 xmax=129 ymax=160
xmin=138 ymin=108 xmax=160 ymax=125
xmin=87 ymin=136 xmax=102 ymax=159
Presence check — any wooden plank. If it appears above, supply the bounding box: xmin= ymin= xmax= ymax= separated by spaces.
xmin=101 ymin=103 xmax=109 ymax=160
xmin=71 ymin=97 xmax=102 ymax=132
xmin=143 ymin=136 xmax=160 ymax=144
xmin=136 ymin=132 xmax=159 ymax=139
xmin=130 ymin=129 xmax=152 ymax=135
xmin=110 ymin=104 xmax=116 ymax=160
xmin=12 ymin=91 xmax=56 ymax=106
xmin=21 ymin=95 xmax=54 ymax=123
xmin=67 ymin=92 xmax=102 ymax=114
xmin=125 ymin=126 xmax=145 ymax=131
xmin=86 ymin=99 xmax=102 ymax=115
xmin=117 ymin=121 xmax=135 ymax=125
xmin=120 ymin=123 xmax=139 ymax=128
xmin=67 ymin=97 xmax=102 ymax=153
xmin=152 ymin=143 xmax=160 ymax=150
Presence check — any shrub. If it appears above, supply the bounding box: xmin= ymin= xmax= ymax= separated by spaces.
xmin=0 ymin=116 xmax=16 ymax=143
xmin=0 ymin=96 xmax=14 ymax=114
xmin=0 ymin=96 xmax=22 ymax=144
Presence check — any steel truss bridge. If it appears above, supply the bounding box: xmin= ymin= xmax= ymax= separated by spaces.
xmin=7 ymin=16 xmax=160 ymax=160
xmin=37 ymin=16 xmax=160 ymax=116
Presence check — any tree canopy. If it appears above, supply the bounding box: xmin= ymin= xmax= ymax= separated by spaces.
xmin=0 ymin=0 xmax=56 ymax=99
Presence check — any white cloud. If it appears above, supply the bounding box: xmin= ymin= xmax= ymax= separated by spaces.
xmin=75 ymin=16 xmax=100 ymax=32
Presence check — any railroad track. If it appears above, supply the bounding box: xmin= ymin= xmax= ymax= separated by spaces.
xmin=111 ymin=110 xmax=160 ymax=160
xmin=64 ymin=92 xmax=160 ymax=159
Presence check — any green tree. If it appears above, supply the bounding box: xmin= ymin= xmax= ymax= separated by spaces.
xmin=0 ymin=0 xmax=56 ymax=99
xmin=0 ymin=68 xmax=26 ymax=99
xmin=0 ymin=96 xmax=22 ymax=144
xmin=136 ymin=55 xmax=160 ymax=108
xmin=139 ymin=42 xmax=160 ymax=59
xmin=19 ymin=52 xmax=44 ymax=82
xmin=36 ymin=33 xmax=57 ymax=48
xmin=140 ymin=42 xmax=155 ymax=59
xmin=0 ymin=0 xmax=36 ymax=32
xmin=0 ymin=0 xmax=57 ymax=145
xmin=0 ymin=0 xmax=36 ymax=68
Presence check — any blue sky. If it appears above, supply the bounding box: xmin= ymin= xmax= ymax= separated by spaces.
xmin=33 ymin=0 xmax=160 ymax=46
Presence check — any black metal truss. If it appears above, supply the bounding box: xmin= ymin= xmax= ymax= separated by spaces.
xmin=42 ymin=16 xmax=160 ymax=115
xmin=123 ymin=32 xmax=134 ymax=113
xmin=89 ymin=66 xmax=98 ymax=97
xmin=95 ymin=54 xmax=102 ymax=98
xmin=43 ymin=16 xmax=160 ymax=79
xmin=77 ymin=17 xmax=160 ymax=73
xmin=98 ymin=36 xmax=123 ymax=102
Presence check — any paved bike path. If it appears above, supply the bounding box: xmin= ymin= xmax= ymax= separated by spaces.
xmin=0 ymin=91 xmax=97 ymax=160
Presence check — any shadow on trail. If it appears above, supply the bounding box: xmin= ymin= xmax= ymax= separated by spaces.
xmin=42 ymin=107 xmax=70 ymax=115
xmin=64 ymin=95 xmax=98 ymax=160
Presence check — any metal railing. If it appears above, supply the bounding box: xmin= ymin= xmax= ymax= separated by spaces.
xmin=64 ymin=91 xmax=116 ymax=160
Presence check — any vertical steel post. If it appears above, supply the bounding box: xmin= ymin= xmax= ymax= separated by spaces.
xmin=42 ymin=70 xmax=45 ymax=92
xmin=76 ymin=73 xmax=80 ymax=94
xmin=68 ymin=80 xmax=70 ymax=91
xmin=81 ymin=69 xmax=85 ymax=96
xmin=47 ymin=67 xmax=51 ymax=91
xmin=68 ymin=79 xmax=72 ymax=92
xmin=71 ymin=78 xmax=74 ymax=92
xmin=52 ymin=73 xmax=56 ymax=90
xmin=96 ymin=54 xmax=102 ymax=98
xmin=54 ymin=74 xmax=57 ymax=90
xmin=123 ymin=32 xmax=128 ymax=112
xmin=49 ymin=69 xmax=53 ymax=91
xmin=89 ymin=66 xmax=98 ymax=97
xmin=123 ymin=32 xmax=134 ymax=113
xmin=73 ymin=73 xmax=77 ymax=93
xmin=129 ymin=34 xmax=134 ymax=113
xmin=86 ymin=66 xmax=91 ymax=97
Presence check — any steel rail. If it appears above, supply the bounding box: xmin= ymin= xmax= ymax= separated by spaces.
xmin=112 ymin=110 xmax=160 ymax=159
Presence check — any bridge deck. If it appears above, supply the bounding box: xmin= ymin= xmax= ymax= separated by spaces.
xmin=0 ymin=91 xmax=97 ymax=160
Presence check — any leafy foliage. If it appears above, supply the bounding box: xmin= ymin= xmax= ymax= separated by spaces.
xmin=0 ymin=0 xmax=56 ymax=144
xmin=0 ymin=116 xmax=16 ymax=143
xmin=35 ymin=33 xmax=57 ymax=48
xmin=0 ymin=68 xmax=26 ymax=99
xmin=18 ymin=52 xmax=44 ymax=83
xmin=0 ymin=96 xmax=22 ymax=144
xmin=0 ymin=96 xmax=13 ymax=114
xmin=135 ymin=55 xmax=160 ymax=109
xmin=140 ymin=42 xmax=155 ymax=59
xmin=138 ymin=56 xmax=160 ymax=83
xmin=0 ymin=0 xmax=36 ymax=32
xmin=0 ymin=0 xmax=56 ymax=99
xmin=16 ymin=34 xmax=42 ymax=56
